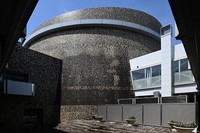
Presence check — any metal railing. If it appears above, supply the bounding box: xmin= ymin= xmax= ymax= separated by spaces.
xmin=174 ymin=70 xmax=194 ymax=85
xmin=133 ymin=76 xmax=161 ymax=90
xmin=118 ymin=95 xmax=188 ymax=104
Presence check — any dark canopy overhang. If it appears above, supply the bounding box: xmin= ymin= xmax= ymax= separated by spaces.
xmin=168 ymin=0 xmax=200 ymax=90
xmin=0 ymin=0 xmax=38 ymax=74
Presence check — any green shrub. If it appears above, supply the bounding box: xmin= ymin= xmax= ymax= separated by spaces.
xmin=168 ymin=120 xmax=180 ymax=124
xmin=127 ymin=116 xmax=135 ymax=119
xmin=174 ymin=121 xmax=197 ymax=128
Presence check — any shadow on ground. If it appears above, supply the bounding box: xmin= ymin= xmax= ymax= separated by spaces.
xmin=0 ymin=127 xmax=68 ymax=133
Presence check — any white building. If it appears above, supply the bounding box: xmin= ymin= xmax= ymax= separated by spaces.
xmin=129 ymin=24 xmax=197 ymax=102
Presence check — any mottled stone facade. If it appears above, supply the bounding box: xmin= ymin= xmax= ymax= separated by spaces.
xmin=0 ymin=46 xmax=62 ymax=130
xmin=60 ymin=105 xmax=97 ymax=122
xmin=32 ymin=7 xmax=161 ymax=34
xmin=24 ymin=7 xmax=162 ymax=122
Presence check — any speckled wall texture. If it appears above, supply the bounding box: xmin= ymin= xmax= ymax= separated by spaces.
xmin=0 ymin=46 xmax=62 ymax=130
xmin=60 ymin=105 xmax=97 ymax=122
xmin=25 ymin=7 xmax=162 ymax=122
xmin=32 ymin=7 xmax=161 ymax=34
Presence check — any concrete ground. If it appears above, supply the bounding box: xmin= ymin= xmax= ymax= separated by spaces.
xmin=0 ymin=120 xmax=175 ymax=133
xmin=56 ymin=120 xmax=173 ymax=133
xmin=0 ymin=127 xmax=68 ymax=133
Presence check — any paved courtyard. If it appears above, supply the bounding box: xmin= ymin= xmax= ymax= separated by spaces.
xmin=55 ymin=119 xmax=173 ymax=133
xmin=1 ymin=120 xmax=176 ymax=133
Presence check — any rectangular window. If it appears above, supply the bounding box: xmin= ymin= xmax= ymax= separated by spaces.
xmin=173 ymin=58 xmax=194 ymax=84
xmin=180 ymin=58 xmax=188 ymax=72
xmin=173 ymin=60 xmax=179 ymax=83
xmin=151 ymin=65 xmax=161 ymax=87
xmin=131 ymin=64 xmax=161 ymax=90
xmin=152 ymin=65 xmax=161 ymax=77
xmin=3 ymin=71 xmax=34 ymax=96
xmin=173 ymin=61 xmax=179 ymax=73
xmin=132 ymin=69 xmax=145 ymax=80
xmin=146 ymin=67 xmax=151 ymax=87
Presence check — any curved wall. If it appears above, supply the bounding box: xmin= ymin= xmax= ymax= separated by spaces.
xmin=24 ymin=7 xmax=162 ymax=121
xmin=31 ymin=7 xmax=161 ymax=34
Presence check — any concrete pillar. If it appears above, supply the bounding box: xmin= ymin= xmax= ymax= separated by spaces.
xmin=197 ymin=89 xmax=200 ymax=132
xmin=161 ymin=24 xmax=173 ymax=97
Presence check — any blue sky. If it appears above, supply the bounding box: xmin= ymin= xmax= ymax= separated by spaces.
xmin=27 ymin=0 xmax=181 ymax=45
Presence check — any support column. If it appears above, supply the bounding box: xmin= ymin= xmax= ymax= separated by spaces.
xmin=197 ymin=88 xmax=200 ymax=132
xmin=161 ymin=24 xmax=173 ymax=97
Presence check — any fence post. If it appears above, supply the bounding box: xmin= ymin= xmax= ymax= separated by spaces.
xmin=106 ymin=104 xmax=107 ymax=121
xmin=122 ymin=104 xmax=123 ymax=122
xmin=160 ymin=104 xmax=162 ymax=126
xmin=142 ymin=104 xmax=144 ymax=124
xmin=196 ymin=102 xmax=198 ymax=126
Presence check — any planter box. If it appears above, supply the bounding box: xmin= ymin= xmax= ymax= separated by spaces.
xmin=173 ymin=126 xmax=195 ymax=133
xmin=168 ymin=121 xmax=180 ymax=129
xmin=126 ymin=119 xmax=136 ymax=125
xmin=93 ymin=115 xmax=103 ymax=121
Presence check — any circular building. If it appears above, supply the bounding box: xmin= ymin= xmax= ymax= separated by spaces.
xmin=23 ymin=7 xmax=162 ymax=121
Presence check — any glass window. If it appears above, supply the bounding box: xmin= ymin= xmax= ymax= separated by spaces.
xmin=173 ymin=60 xmax=179 ymax=73
xmin=180 ymin=58 xmax=188 ymax=71
xmin=132 ymin=69 xmax=145 ymax=80
xmin=131 ymin=64 xmax=161 ymax=89
xmin=173 ymin=58 xmax=194 ymax=84
xmin=146 ymin=67 xmax=151 ymax=78
xmin=152 ymin=65 xmax=161 ymax=77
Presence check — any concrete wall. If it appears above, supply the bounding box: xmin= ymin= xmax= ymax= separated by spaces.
xmin=161 ymin=25 xmax=173 ymax=96
xmin=130 ymin=51 xmax=161 ymax=70
xmin=173 ymin=43 xmax=187 ymax=60
xmin=129 ymin=24 xmax=197 ymax=97
xmin=97 ymin=103 xmax=197 ymax=127
xmin=0 ymin=46 xmax=62 ymax=130
xmin=174 ymin=84 xmax=197 ymax=94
